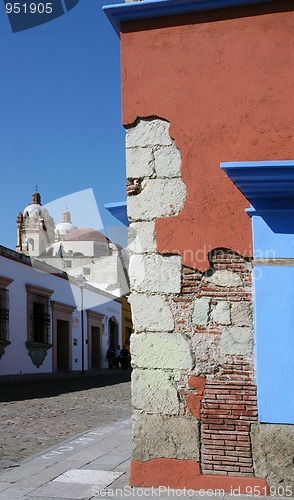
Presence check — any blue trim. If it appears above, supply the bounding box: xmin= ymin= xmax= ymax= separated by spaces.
xmin=221 ymin=161 xmax=294 ymax=209
xmin=104 ymin=201 xmax=129 ymax=226
xmin=103 ymin=0 xmax=279 ymax=36
xmin=223 ymin=160 xmax=294 ymax=424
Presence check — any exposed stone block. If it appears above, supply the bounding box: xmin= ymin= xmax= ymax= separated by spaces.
xmin=127 ymin=178 xmax=186 ymax=221
xmin=220 ymin=326 xmax=253 ymax=356
xmin=126 ymin=147 xmax=154 ymax=179
xmin=132 ymin=369 xmax=180 ymax=415
xmin=126 ymin=118 xmax=173 ymax=148
xmin=132 ymin=413 xmax=200 ymax=462
xmin=251 ymin=423 xmax=294 ymax=490
xmin=129 ymin=294 xmax=174 ymax=332
xmin=204 ymin=270 xmax=243 ymax=287
xmin=192 ymin=297 xmax=210 ymax=326
xmin=131 ymin=332 xmax=193 ymax=369
xmin=211 ymin=301 xmax=231 ymax=325
xmin=191 ymin=333 xmax=220 ymax=374
xmin=154 ymin=145 xmax=181 ymax=178
xmin=129 ymin=254 xmax=182 ymax=293
xmin=231 ymin=302 xmax=253 ymax=326
xmin=128 ymin=222 xmax=156 ymax=254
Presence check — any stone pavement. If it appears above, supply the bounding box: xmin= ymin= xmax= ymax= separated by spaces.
xmin=0 ymin=417 xmax=291 ymax=500
xmin=0 ymin=370 xmax=131 ymax=470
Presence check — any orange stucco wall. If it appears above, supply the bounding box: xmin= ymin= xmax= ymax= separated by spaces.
xmin=121 ymin=2 xmax=294 ymax=271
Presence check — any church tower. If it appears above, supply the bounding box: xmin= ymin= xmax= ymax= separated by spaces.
xmin=16 ymin=189 xmax=55 ymax=257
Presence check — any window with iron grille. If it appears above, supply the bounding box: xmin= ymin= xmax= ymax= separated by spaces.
xmin=31 ymin=294 xmax=51 ymax=343
xmin=0 ymin=287 xmax=9 ymax=342
xmin=26 ymin=285 xmax=53 ymax=344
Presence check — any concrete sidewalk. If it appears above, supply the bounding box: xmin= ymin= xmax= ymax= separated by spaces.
xmin=0 ymin=418 xmax=289 ymax=500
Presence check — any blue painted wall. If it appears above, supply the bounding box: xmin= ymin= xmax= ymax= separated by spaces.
xmin=222 ymin=161 xmax=294 ymax=425
xmin=254 ymin=265 xmax=294 ymax=424
xmin=250 ymin=212 xmax=294 ymax=259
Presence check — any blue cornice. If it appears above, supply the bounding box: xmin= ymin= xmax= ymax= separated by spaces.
xmin=104 ymin=201 xmax=129 ymax=226
xmin=221 ymin=161 xmax=294 ymax=211
xmin=103 ymin=0 xmax=279 ymax=36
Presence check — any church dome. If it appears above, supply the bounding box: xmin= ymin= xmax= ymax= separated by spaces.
xmin=55 ymin=222 xmax=78 ymax=236
xmin=23 ymin=190 xmax=49 ymax=218
xmin=62 ymin=228 xmax=110 ymax=243
xmin=55 ymin=208 xmax=78 ymax=237
xmin=23 ymin=203 xmax=49 ymax=218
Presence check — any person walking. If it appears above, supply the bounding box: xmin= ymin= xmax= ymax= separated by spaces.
xmin=114 ymin=345 xmax=121 ymax=369
xmin=105 ymin=346 xmax=114 ymax=369
xmin=120 ymin=345 xmax=130 ymax=369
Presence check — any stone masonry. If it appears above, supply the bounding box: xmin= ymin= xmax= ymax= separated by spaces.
xmin=127 ymin=118 xmax=258 ymax=481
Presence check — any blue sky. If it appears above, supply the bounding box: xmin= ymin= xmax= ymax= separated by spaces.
xmin=0 ymin=0 xmax=127 ymax=249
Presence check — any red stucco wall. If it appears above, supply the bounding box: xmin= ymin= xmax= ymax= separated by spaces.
xmin=121 ymin=2 xmax=294 ymax=271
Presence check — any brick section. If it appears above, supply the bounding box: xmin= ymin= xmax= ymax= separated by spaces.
xmin=172 ymin=249 xmax=253 ymax=335
xmin=201 ymin=360 xmax=258 ymax=476
xmin=172 ymin=249 xmax=257 ymax=476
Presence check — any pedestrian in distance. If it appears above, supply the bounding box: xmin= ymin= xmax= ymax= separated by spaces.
xmin=120 ymin=345 xmax=130 ymax=370
xmin=105 ymin=346 xmax=115 ymax=369
xmin=114 ymin=345 xmax=121 ymax=369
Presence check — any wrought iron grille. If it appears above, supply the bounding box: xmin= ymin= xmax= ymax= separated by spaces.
xmin=0 ymin=288 xmax=9 ymax=341
xmin=31 ymin=294 xmax=50 ymax=343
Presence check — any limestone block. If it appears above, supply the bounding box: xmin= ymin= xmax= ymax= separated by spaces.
xmin=126 ymin=118 xmax=173 ymax=148
xmin=132 ymin=369 xmax=180 ymax=415
xmin=220 ymin=326 xmax=253 ymax=356
xmin=129 ymin=254 xmax=182 ymax=293
xmin=128 ymin=222 xmax=156 ymax=254
xmin=131 ymin=332 xmax=193 ymax=369
xmin=231 ymin=301 xmax=253 ymax=327
xmin=126 ymin=147 xmax=154 ymax=179
xmin=129 ymin=294 xmax=174 ymax=332
xmin=132 ymin=413 xmax=200 ymax=462
xmin=154 ymin=145 xmax=181 ymax=178
xmin=127 ymin=178 xmax=186 ymax=221
xmin=251 ymin=423 xmax=294 ymax=490
xmin=211 ymin=301 xmax=231 ymax=325
xmin=191 ymin=333 xmax=220 ymax=374
xmin=204 ymin=270 xmax=243 ymax=287
xmin=192 ymin=297 xmax=210 ymax=326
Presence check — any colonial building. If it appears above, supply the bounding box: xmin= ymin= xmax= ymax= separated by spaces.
xmin=104 ymin=0 xmax=294 ymax=493
xmin=16 ymin=190 xmax=129 ymax=297
xmin=0 ymin=245 xmax=122 ymax=376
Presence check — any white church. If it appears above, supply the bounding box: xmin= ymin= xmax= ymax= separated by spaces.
xmin=0 ymin=190 xmax=130 ymax=376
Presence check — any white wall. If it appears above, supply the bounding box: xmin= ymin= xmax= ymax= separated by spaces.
xmin=0 ymin=253 xmax=121 ymax=375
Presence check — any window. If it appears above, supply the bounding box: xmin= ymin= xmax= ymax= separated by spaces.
xmin=26 ymin=285 xmax=53 ymax=344
xmin=0 ymin=282 xmax=13 ymax=343
xmin=64 ymin=260 xmax=72 ymax=269
xmin=0 ymin=277 xmax=13 ymax=343
xmin=83 ymin=267 xmax=91 ymax=276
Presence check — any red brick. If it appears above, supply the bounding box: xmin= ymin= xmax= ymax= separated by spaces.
xmin=202 ymin=403 xmax=220 ymax=409
xmin=226 ymin=451 xmax=252 ymax=458
xmin=208 ymin=424 xmax=235 ymax=431
xmin=224 ymin=440 xmax=240 ymax=446
xmin=203 ymin=440 xmax=225 ymax=446
xmin=213 ymin=465 xmax=240 ymax=472
xmin=213 ymin=455 xmax=239 ymax=462
xmin=239 ymin=467 xmax=254 ymax=473
xmin=238 ymin=457 xmax=253 ymax=463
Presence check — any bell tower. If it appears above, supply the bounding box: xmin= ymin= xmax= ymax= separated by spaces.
xmin=16 ymin=189 xmax=55 ymax=257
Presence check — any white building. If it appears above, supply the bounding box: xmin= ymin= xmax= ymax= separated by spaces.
xmin=16 ymin=190 xmax=129 ymax=297
xmin=0 ymin=245 xmax=121 ymax=376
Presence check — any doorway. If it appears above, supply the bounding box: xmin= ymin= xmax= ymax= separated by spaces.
xmin=57 ymin=319 xmax=70 ymax=370
xmin=109 ymin=317 xmax=119 ymax=348
xmin=91 ymin=326 xmax=101 ymax=369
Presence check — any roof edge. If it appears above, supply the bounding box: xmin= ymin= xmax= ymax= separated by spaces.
xmin=103 ymin=0 xmax=279 ymax=36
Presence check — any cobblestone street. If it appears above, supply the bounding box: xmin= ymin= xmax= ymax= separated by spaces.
xmin=0 ymin=370 xmax=131 ymax=471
